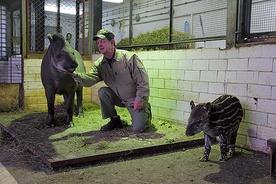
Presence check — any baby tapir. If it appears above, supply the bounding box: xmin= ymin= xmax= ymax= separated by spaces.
xmin=186 ymin=95 xmax=243 ymax=161
xmin=41 ymin=33 xmax=86 ymax=127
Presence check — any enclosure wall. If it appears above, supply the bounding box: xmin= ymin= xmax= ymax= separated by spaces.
xmin=23 ymin=44 xmax=276 ymax=153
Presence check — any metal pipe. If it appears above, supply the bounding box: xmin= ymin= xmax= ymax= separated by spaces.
xmin=129 ymin=0 xmax=133 ymax=45
xmin=82 ymin=0 xmax=85 ymax=54
xmin=169 ymin=0 xmax=174 ymax=42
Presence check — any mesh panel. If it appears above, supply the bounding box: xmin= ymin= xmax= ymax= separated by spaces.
xmin=28 ymin=0 xmax=87 ymax=53
xmin=173 ymin=0 xmax=227 ymax=39
xmin=251 ymin=0 xmax=276 ymax=33
xmin=102 ymin=1 xmax=131 ymax=44
xmin=103 ymin=0 xmax=171 ymax=46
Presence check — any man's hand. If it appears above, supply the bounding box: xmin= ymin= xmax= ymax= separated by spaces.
xmin=134 ymin=101 xmax=143 ymax=111
xmin=71 ymin=72 xmax=78 ymax=78
xmin=60 ymin=71 xmax=78 ymax=78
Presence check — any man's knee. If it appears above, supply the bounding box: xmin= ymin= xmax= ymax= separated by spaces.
xmin=132 ymin=117 xmax=150 ymax=133
xmin=131 ymin=103 xmax=152 ymax=133
xmin=98 ymin=87 xmax=109 ymax=99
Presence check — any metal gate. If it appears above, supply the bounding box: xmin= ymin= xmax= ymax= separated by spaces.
xmin=0 ymin=1 xmax=23 ymax=111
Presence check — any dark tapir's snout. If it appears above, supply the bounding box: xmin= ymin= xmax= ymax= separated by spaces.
xmin=63 ymin=55 xmax=78 ymax=73
xmin=53 ymin=46 xmax=80 ymax=73
xmin=64 ymin=63 xmax=77 ymax=73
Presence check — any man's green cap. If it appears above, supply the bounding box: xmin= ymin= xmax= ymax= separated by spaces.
xmin=93 ymin=29 xmax=115 ymax=41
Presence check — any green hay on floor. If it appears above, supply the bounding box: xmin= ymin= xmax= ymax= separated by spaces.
xmin=0 ymin=102 xmax=203 ymax=160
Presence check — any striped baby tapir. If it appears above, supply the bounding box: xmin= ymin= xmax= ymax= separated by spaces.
xmin=185 ymin=95 xmax=243 ymax=162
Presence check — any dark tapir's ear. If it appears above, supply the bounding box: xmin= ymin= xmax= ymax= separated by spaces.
xmin=190 ymin=101 xmax=195 ymax=109
xmin=203 ymin=102 xmax=212 ymax=113
xmin=47 ymin=34 xmax=53 ymax=43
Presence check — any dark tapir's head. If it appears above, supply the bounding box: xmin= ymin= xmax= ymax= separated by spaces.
xmin=47 ymin=33 xmax=78 ymax=73
xmin=185 ymin=101 xmax=211 ymax=136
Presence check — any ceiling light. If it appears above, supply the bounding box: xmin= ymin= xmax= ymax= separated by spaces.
xmin=103 ymin=0 xmax=123 ymax=3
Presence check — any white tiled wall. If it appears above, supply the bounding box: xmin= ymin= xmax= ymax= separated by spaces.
xmin=133 ymin=44 xmax=276 ymax=153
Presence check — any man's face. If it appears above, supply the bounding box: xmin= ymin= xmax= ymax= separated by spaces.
xmin=97 ymin=38 xmax=113 ymax=54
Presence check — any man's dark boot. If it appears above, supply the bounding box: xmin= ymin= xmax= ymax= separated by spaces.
xmin=100 ymin=116 xmax=123 ymax=131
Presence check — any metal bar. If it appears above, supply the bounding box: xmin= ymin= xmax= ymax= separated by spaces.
xmin=247 ymin=31 xmax=276 ymax=38
xmin=267 ymin=139 xmax=276 ymax=179
xmin=75 ymin=0 xmax=80 ymax=51
xmin=129 ymin=0 xmax=133 ymax=45
xmin=88 ymin=0 xmax=93 ymax=55
xmin=244 ymin=0 xmax=252 ymax=36
xmin=169 ymin=0 xmax=174 ymax=43
xmin=91 ymin=0 xmax=102 ymax=53
xmin=20 ymin=0 xmax=25 ymax=108
xmin=82 ymin=0 xmax=85 ymax=54
xmin=237 ymin=0 xmax=252 ymax=43
xmin=57 ymin=0 xmax=61 ymax=33
xmin=117 ymin=36 xmax=226 ymax=50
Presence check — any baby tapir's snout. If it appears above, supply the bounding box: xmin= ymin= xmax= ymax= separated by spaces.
xmin=185 ymin=100 xmax=210 ymax=137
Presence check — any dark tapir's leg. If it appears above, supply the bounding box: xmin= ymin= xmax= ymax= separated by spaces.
xmin=45 ymin=90 xmax=56 ymax=127
xmin=219 ymin=134 xmax=228 ymax=161
xmin=76 ymin=86 xmax=84 ymax=118
xmin=63 ymin=92 xmax=75 ymax=127
xmin=200 ymin=133 xmax=212 ymax=162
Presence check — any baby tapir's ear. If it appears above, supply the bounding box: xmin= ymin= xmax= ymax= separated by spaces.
xmin=190 ymin=101 xmax=195 ymax=109
xmin=203 ymin=102 xmax=212 ymax=113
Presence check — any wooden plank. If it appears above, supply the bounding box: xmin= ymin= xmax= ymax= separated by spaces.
xmin=0 ymin=123 xmax=53 ymax=169
xmin=50 ymin=138 xmax=205 ymax=168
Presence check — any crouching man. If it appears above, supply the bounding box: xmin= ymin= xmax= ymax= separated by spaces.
xmin=70 ymin=29 xmax=152 ymax=133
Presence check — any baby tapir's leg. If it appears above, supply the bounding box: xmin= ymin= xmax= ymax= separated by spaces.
xmin=219 ymin=134 xmax=228 ymax=161
xmin=200 ymin=133 xmax=212 ymax=162
xmin=228 ymin=131 xmax=238 ymax=158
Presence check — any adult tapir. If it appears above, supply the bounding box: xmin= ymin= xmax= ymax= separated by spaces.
xmin=41 ymin=33 xmax=86 ymax=127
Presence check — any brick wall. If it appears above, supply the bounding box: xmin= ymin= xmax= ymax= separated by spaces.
xmin=134 ymin=45 xmax=276 ymax=153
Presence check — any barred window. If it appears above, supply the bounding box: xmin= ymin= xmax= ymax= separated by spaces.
xmin=28 ymin=0 xmax=88 ymax=54
xmin=251 ymin=0 xmax=276 ymax=33
xmin=237 ymin=0 xmax=276 ymax=44
xmin=102 ymin=0 xmax=276 ymax=49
